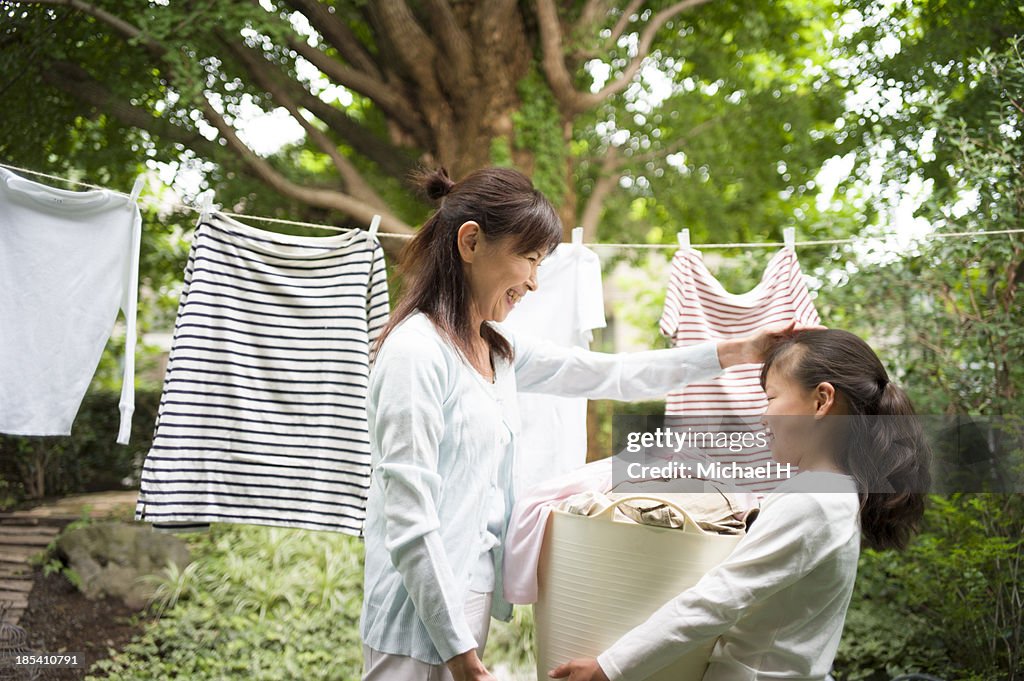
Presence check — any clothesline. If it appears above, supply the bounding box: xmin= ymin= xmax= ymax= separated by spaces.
xmin=3 ymin=161 xmax=1023 ymax=249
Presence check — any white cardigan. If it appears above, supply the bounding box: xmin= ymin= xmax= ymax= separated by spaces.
xmin=597 ymin=471 xmax=861 ymax=681
xmin=359 ymin=311 xmax=724 ymax=665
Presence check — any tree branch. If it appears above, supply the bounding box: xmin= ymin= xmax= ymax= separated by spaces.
xmin=280 ymin=0 xmax=381 ymax=78
xmin=219 ymin=34 xmax=395 ymax=214
xmin=369 ymin=0 xmax=456 ymax=165
xmin=606 ymin=0 xmax=646 ymax=51
xmin=42 ymin=60 xmax=223 ymax=159
xmin=569 ymin=0 xmax=611 ymax=59
xmin=422 ymin=0 xmax=476 ymax=100
xmin=369 ymin=0 xmax=441 ymax=97
xmin=24 ymin=0 xmax=165 ymax=57
xmin=27 ymin=0 xmax=412 ymax=233
xmin=199 ymin=96 xmax=411 ymax=233
xmin=292 ymin=88 xmax=418 ymax=180
xmin=579 ymin=147 xmax=621 ymax=240
xmin=588 ymin=0 xmax=713 ymax=106
xmin=579 ymin=116 xmax=720 ymax=236
xmin=286 ymin=37 xmax=428 ymax=144
xmin=535 ymin=0 xmax=588 ymax=115
xmin=574 ymin=0 xmax=612 ymax=37
xmin=537 ymin=0 xmax=713 ymax=115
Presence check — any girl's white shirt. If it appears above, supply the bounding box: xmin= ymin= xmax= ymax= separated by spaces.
xmin=597 ymin=471 xmax=861 ymax=681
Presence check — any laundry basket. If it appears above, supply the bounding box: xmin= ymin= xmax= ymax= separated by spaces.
xmin=534 ymin=495 xmax=745 ymax=681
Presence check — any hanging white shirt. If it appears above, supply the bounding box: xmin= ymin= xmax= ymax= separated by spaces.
xmin=0 ymin=167 xmax=140 ymax=444
xmin=502 ymin=242 xmax=606 ymax=494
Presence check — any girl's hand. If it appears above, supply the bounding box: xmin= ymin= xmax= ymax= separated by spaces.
xmin=548 ymin=657 xmax=610 ymax=681
xmin=447 ymin=649 xmax=498 ymax=681
xmin=716 ymin=320 xmax=825 ymax=368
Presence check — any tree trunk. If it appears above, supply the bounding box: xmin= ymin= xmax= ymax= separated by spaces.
xmin=559 ymin=118 xmax=579 ymax=237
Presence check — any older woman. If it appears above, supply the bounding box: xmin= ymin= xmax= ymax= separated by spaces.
xmin=359 ymin=167 xmax=797 ymax=681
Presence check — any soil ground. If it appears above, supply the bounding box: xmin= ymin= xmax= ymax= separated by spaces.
xmin=12 ymin=565 xmax=150 ymax=681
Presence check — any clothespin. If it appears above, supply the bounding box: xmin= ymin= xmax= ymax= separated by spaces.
xmin=129 ymin=175 xmax=145 ymax=203
xmin=368 ymin=214 xmax=381 ymax=242
xmin=199 ymin=192 xmax=215 ymax=224
xmin=677 ymin=228 xmax=690 ymax=250
xmin=571 ymin=226 xmax=583 ymax=247
xmin=784 ymin=227 xmax=795 ymax=250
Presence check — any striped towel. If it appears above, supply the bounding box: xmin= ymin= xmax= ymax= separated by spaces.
xmin=659 ymin=246 xmax=820 ymax=493
xmin=135 ymin=212 xmax=389 ymax=535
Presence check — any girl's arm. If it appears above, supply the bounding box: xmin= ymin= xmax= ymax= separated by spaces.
xmin=505 ymin=321 xmax=800 ymax=401
xmin=551 ymin=492 xmax=854 ymax=681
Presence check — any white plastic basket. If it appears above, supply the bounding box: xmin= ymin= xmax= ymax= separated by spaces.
xmin=534 ymin=494 xmax=744 ymax=681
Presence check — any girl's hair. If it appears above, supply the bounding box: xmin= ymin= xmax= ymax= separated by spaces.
xmin=375 ymin=166 xmax=562 ymax=365
xmin=759 ymin=329 xmax=932 ymax=551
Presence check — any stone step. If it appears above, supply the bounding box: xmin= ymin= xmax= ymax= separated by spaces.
xmin=0 ymin=567 xmax=29 ymax=579
xmin=0 ymin=514 xmax=44 ymax=526
xmin=0 ymin=547 xmax=41 ymax=563
xmin=0 ymin=511 xmax=78 ymax=522
xmin=0 ymin=513 xmax=76 ymax=527
xmin=0 ymin=607 xmax=25 ymax=625
xmin=0 ymin=580 xmax=33 ymax=593
xmin=0 ymin=592 xmax=29 ymax=608
xmin=0 ymin=526 xmax=60 ymax=537
xmin=0 ymin=534 xmax=55 ymax=547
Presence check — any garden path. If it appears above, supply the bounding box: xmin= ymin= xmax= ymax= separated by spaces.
xmin=0 ymin=491 xmax=137 ymax=625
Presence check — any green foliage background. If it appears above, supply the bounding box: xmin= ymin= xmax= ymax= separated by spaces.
xmin=1 ymin=1 xmax=1021 ymax=679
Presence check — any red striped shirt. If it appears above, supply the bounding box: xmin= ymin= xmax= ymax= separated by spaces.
xmin=660 ymin=247 xmax=820 ymax=492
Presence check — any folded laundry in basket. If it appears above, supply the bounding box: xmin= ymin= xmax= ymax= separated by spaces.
xmin=612 ymin=474 xmax=760 ymax=530
xmin=558 ymin=490 xmax=618 ymax=518
xmin=613 ymin=494 xmax=753 ymax=533
xmin=557 ymin=485 xmax=758 ymax=535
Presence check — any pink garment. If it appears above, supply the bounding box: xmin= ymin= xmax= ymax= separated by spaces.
xmin=659 ymin=246 xmax=820 ymax=493
xmin=503 ymin=458 xmax=760 ymax=605
xmin=503 ymin=458 xmax=613 ymax=604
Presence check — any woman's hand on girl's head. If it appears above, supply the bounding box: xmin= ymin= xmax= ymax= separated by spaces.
xmin=548 ymin=657 xmax=610 ymax=681
xmin=717 ymin=320 xmax=827 ymax=368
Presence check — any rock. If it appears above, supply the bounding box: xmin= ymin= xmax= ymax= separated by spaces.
xmin=55 ymin=522 xmax=191 ymax=610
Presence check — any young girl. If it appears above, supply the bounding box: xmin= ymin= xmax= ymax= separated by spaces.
xmin=550 ymin=328 xmax=932 ymax=681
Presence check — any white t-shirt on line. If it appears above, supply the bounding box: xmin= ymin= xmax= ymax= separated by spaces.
xmin=502 ymin=241 xmax=607 ymax=495
xmin=0 ymin=167 xmax=140 ymax=444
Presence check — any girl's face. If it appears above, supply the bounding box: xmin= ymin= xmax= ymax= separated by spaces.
xmin=459 ymin=223 xmax=543 ymax=324
xmin=763 ymin=365 xmax=836 ymax=469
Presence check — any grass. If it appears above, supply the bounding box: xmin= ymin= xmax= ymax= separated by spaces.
xmin=87 ymin=523 xmax=536 ymax=680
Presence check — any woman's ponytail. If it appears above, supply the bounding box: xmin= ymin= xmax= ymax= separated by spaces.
xmin=414 ymin=167 xmax=455 ymax=202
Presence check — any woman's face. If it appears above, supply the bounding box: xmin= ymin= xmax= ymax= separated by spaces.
xmin=458 ymin=222 xmax=543 ymax=324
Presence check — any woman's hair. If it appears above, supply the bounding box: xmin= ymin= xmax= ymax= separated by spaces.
xmin=374 ymin=166 xmax=562 ymax=364
xmin=759 ymin=329 xmax=932 ymax=551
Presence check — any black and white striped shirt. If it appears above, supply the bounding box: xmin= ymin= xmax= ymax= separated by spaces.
xmin=135 ymin=212 xmax=389 ymax=536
